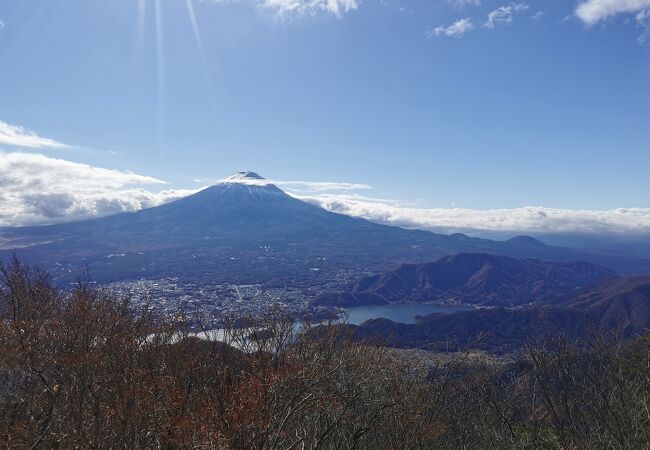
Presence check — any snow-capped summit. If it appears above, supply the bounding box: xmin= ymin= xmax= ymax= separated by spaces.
xmin=2 ymin=165 xmax=643 ymax=285
xmin=223 ymin=171 xmax=266 ymax=183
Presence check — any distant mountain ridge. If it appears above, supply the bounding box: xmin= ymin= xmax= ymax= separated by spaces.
xmin=316 ymin=253 xmax=615 ymax=307
xmin=346 ymin=275 xmax=650 ymax=352
xmin=505 ymin=235 xmax=547 ymax=248
xmin=1 ymin=172 xmax=648 ymax=285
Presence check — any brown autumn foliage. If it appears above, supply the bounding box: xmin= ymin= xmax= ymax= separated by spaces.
xmin=0 ymin=256 xmax=649 ymax=449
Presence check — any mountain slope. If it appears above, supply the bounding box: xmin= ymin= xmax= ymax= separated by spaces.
xmin=1 ymin=172 xmax=648 ymax=284
xmin=317 ymin=253 xmax=615 ymax=307
xmin=565 ymin=276 xmax=650 ymax=336
xmin=346 ymin=275 xmax=650 ymax=352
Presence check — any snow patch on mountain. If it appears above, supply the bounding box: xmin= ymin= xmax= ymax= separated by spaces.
xmin=221 ymin=172 xmax=270 ymax=185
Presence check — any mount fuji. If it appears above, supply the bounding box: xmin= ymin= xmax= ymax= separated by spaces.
xmin=0 ymin=172 xmax=648 ymax=285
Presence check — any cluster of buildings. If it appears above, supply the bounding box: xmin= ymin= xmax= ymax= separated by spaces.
xmin=106 ymin=274 xmax=356 ymax=328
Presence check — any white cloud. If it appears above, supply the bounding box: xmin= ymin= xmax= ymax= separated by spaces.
xmin=448 ymin=0 xmax=480 ymax=8
xmin=0 ymin=120 xmax=71 ymax=149
xmin=636 ymin=8 xmax=650 ymax=44
xmin=294 ymin=193 xmax=650 ymax=235
xmin=258 ymin=0 xmax=359 ymax=16
xmin=277 ymin=180 xmax=371 ymax=192
xmin=530 ymin=11 xmax=543 ymax=20
xmin=575 ymin=1 xmax=650 ymax=44
xmin=432 ymin=4 xmax=533 ymax=39
xmin=0 ymin=152 xmax=197 ymax=226
xmin=216 ymin=174 xmax=371 ymax=191
xmin=484 ymin=3 xmax=529 ymax=29
xmin=0 ymin=20 xmax=5 ymax=31
xmin=575 ymin=0 xmax=650 ymax=25
xmin=431 ymin=18 xmax=475 ymax=37
xmin=201 ymin=0 xmax=359 ymax=17
xmin=3 ymin=156 xmax=649 ymax=236
xmin=0 ymin=157 xmax=371 ymax=226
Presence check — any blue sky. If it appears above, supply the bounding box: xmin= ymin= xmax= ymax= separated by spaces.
xmin=0 ymin=0 xmax=649 ymax=233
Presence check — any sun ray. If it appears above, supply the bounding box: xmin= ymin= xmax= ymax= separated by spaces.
xmin=185 ymin=0 xmax=221 ymax=112
xmin=154 ymin=0 xmax=166 ymax=149
xmin=185 ymin=0 xmax=204 ymax=57
xmin=136 ymin=0 xmax=147 ymax=50
xmin=129 ymin=0 xmax=147 ymax=80
xmin=3 ymin=0 xmax=51 ymax=61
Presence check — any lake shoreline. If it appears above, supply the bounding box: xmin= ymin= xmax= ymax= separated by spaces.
xmin=341 ymin=303 xmax=475 ymax=325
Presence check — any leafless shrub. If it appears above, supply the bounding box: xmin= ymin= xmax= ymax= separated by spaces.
xmin=0 ymin=257 xmax=648 ymax=449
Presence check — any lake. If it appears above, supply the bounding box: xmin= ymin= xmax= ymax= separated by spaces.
xmin=343 ymin=303 xmax=472 ymax=325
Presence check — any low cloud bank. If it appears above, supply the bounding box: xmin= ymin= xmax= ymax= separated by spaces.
xmin=295 ymin=193 xmax=650 ymax=235
xmin=2 ymin=152 xmax=649 ymax=236
xmin=0 ymin=152 xmax=197 ymax=226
